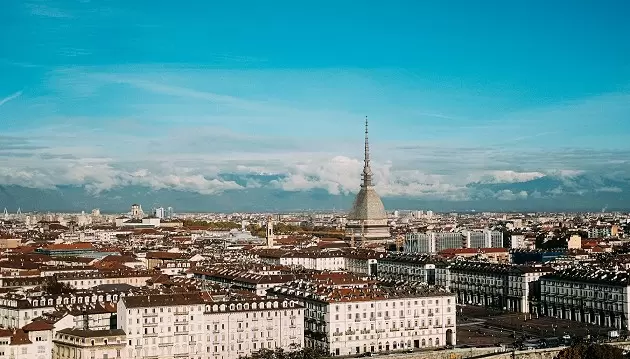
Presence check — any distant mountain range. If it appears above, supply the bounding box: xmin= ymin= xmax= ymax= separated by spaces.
xmin=0 ymin=173 xmax=628 ymax=213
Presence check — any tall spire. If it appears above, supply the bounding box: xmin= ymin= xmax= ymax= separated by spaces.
xmin=362 ymin=116 xmax=373 ymax=187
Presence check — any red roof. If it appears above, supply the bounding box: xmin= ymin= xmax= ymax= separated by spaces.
xmin=10 ymin=329 xmax=32 ymax=345
xmin=44 ymin=242 xmax=94 ymax=251
xmin=23 ymin=319 xmax=55 ymax=332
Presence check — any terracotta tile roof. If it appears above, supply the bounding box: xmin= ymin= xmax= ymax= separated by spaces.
xmin=122 ymin=292 xmax=206 ymax=308
xmin=10 ymin=329 xmax=32 ymax=345
xmin=23 ymin=319 xmax=55 ymax=332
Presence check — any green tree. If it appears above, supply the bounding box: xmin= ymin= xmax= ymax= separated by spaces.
xmin=554 ymin=343 xmax=627 ymax=359
xmin=240 ymin=348 xmax=326 ymax=359
xmin=42 ymin=277 xmax=75 ymax=294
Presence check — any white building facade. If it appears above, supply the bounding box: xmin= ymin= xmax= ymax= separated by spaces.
xmin=117 ymin=292 xmax=304 ymax=359
xmin=270 ymin=281 xmax=456 ymax=356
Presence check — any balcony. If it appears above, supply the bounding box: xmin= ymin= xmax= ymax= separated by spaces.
xmin=174 ymin=310 xmax=189 ymax=315
xmin=390 ymin=328 xmax=399 ymax=332
xmin=143 ymin=332 xmax=158 ymax=337
xmin=142 ymin=312 xmax=158 ymax=318
xmin=333 ymin=332 xmax=343 ymax=337
xmin=142 ymin=322 xmax=158 ymax=327
xmin=355 ymin=318 xmax=361 ymax=322
xmin=345 ymin=330 xmax=356 ymax=335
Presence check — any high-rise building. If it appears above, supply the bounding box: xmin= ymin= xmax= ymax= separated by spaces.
xmin=154 ymin=207 xmax=165 ymax=219
xmin=346 ymin=118 xmax=390 ymax=243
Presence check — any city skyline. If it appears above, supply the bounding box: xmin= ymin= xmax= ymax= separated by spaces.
xmin=1 ymin=0 xmax=630 ymax=211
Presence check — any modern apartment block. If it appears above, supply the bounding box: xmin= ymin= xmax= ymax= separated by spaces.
xmin=404 ymin=230 xmax=504 ymax=254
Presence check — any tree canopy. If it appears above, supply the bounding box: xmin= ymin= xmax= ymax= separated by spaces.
xmin=554 ymin=343 xmax=628 ymax=359
xmin=42 ymin=276 xmax=75 ymax=295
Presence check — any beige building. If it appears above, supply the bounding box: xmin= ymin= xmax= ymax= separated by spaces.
xmin=0 ymin=237 xmax=21 ymax=249
xmin=53 ymin=328 xmax=126 ymax=359
xmin=567 ymin=234 xmax=582 ymax=249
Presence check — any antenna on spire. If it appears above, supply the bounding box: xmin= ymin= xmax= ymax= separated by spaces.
xmin=362 ymin=116 xmax=373 ymax=187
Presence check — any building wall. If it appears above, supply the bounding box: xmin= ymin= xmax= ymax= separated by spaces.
xmin=295 ymin=295 xmax=456 ymax=356
xmin=118 ymin=299 xmax=304 ymax=359
xmin=538 ymin=278 xmax=630 ymax=330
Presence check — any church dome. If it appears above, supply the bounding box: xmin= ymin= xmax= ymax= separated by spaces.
xmin=348 ymin=187 xmax=387 ymax=221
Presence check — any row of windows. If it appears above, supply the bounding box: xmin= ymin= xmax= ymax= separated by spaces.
xmin=335 ymin=299 xmax=449 ymax=311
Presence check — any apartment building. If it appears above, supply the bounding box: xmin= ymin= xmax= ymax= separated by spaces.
xmin=404 ymin=230 xmax=504 ymax=254
xmin=254 ymin=248 xmax=381 ymax=276
xmin=376 ymin=253 xmax=437 ymax=284
xmin=53 ymin=328 xmax=126 ymax=359
xmin=1 ymin=270 xmax=156 ymax=291
xmin=269 ymin=281 xmax=456 ymax=356
xmin=191 ymin=267 xmax=298 ymax=296
xmin=0 ymin=320 xmax=55 ymax=359
xmin=254 ymin=248 xmax=347 ymax=271
xmin=117 ymin=292 xmax=304 ymax=359
xmin=441 ymin=262 xmax=552 ymax=313
xmin=538 ymin=267 xmax=630 ymax=330
xmin=0 ymin=290 xmax=127 ymax=328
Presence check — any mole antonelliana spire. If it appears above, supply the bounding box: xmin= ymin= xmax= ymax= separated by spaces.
xmin=346 ymin=117 xmax=391 ymax=244
xmin=362 ymin=116 xmax=373 ymax=188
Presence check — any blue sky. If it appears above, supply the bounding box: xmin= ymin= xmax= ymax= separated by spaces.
xmin=0 ymin=0 xmax=630 ymax=203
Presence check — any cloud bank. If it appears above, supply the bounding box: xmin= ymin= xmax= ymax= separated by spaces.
xmin=0 ymin=66 xmax=629 ymax=210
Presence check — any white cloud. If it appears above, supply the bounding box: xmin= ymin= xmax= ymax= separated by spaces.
xmin=0 ymin=91 xmax=22 ymax=107
xmin=495 ymin=190 xmax=529 ymax=201
xmin=474 ymin=170 xmax=545 ymax=184
xmin=596 ymin=187 xmax=622 ymax=193
xmin=2 ymin=66 xmax=630 ymax=202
